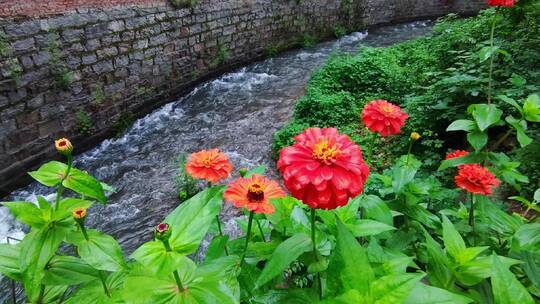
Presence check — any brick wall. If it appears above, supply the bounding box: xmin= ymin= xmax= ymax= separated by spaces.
xmin=0 ymin=0 xmax=168 ymax=17
xmin=0 ymin=0 xmax=486 ymax=196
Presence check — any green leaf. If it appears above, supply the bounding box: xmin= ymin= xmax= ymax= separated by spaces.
xmin=165 ymin=186 xmax=225 ymax=255
xmin=506 ymin=116 xmax=532 ymax=148
xmin=441 ymin=215 xmax=466 ymax=261
xmin=28 ymin=161 xmax=68 ymax=186
xmin=510 ymin=73 xmax=526 ymax=87
xmin=131 ymin=241 xmax=189 ymax=277
xmin=478 ymin=45 xmax=500 ymax=62
xmin=534 ymin=188 xmax=540 ymax=202
xmin=326 ymin=218 xmax=374 ymax=296
xmin=438 ymin=152 xmax=483 ymax=171
xmin=371 ymin=273 xmax=424 ymax=303
xmin=498 ymin=95 xmax=522 ymax=113
xmin=2 ymin=201 xmax=47 ymax=228
xmin=244 ymin=165 xmax=266 ymax=177
xmin=43 ymin=256 xmax=99 ymax=285
xmin=70 ymin=229 xmax=126 ymax=272
xmin=470 ymin=104 xmax=502 ymax=131
xmin=467 ymin=131 xmax=488 ymax=151
xmin=512 ymin=223 xmax=540 ymax=252
xmin=523 ymin=94 xmax=540 ymax=122
xmin=404 ymin=283 xmax=473 ymax=304
xmin=447 ymin=119 xmax=476 ymax=132
xmin=267 ymin=196 xmax=299 ymax=234
xmin=491 ymin=255 xmax=534 ymax=304
xmin=346 ymin=219 xmax=395 ymax=237
xmin=64 ymin=167 xmax=106 ymax=203
xmin=205 ymin=235 xmax=229 ymax=261
xmin=254 ymin=233 xmax=312 ymax=288
xmin=360 ymin=195 xmax=393 ymax=225
xmin=392 ymin=156 xmax=421 ymax=193
xmin=455 ymin=255 xmax=521 ymax=286
xmin=422 ymin=231 xmax=453 ymax=289
xmin=0 ymin=243 xmax=21 ymax=280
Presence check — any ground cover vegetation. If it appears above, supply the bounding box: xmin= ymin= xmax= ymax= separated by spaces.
xmin=1 ymin=1 xmax=539 ymax=304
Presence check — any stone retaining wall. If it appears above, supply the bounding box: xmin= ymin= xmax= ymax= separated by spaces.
xmin=0 ymin=0 xmax=485 ymax=195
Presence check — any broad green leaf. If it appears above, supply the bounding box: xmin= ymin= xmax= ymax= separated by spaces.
xmin=42 ymin=286 xmax=69 ymax=303
xmin=70 ymin=229 xmax=126 ymax=272
xmin=64 ymin=271 xmax=126 ymax=303
xmin=371 ymin=273 xmax=424 ymax=303
xmin=467 ymin=131 xmax=488 ymax=151
xmin=360 ymin=195 xmax=393 ymax=225
xmin=54 ymin=198 xmax=94 ymax=221
xmin=491 ymin=255 xmax=534 ymax=304
xmin=255 ymin=233 xmax=312 ymax=288
xmin=498 ymin=95 xmax=522 ymax=113
xmin=422 ymin=231 xmax=453 ymax=289
xmin=512 ymin=223 xmax=540 ymax=252
xmin=523 ymin=94 xmax=540 ymax=122
xmin=205 ymin=235 xmax=230 ymax=261
xmin=520 ymin=252 xmax=540 ymax=293
xmin=0 ymin=243 xmax=21 ymax=280
xmin=404 ymin=283 xmax=473 ymax=304
xmin=267 ymin=196 xmax=299 ymax=235
xmin=506 ymin=116 xmax=532 ymax=147
xmin=438 ymin=152 xmax=483 ymax=171
xmin=478 ymin=45 xmax=500 ymax=62
xmin=456 ymin=255 xmax=521 ymax=286
xmin=131 ymin=241 xmax=188 ymax=277
xmin=392 ymin=156 xmax=421 ymax=193
xmin=456 ymin=246 xmax=489 ymax=265
xmin=510 ymin=73 xmax=526 ymax=87
xmin=244 ymin=165 xmax=266 ymax=177
xmin=469 ymin=104 xmax=502 ymax=131
xmin=28 ymin=161 xmax=68 ymax=186
xmin=165 ymin=186 xmax=225 ymax=255
xmin=441 ymin=215 xmax=466 ymax=261
xmin=332 ymin=289 xmax=367 ymax=303
xmin=326 ymin=218 xmax=374 ymax=296
xmin=43 ymin=256 xmax=99 ymax=285
xmin=347 ymin=219 xmax=395 ymax=237
xmin=64 ymin=167 xmax=106 ymax=203
xmin=2 ymin=201 xmax=47 ymax=228
xmin=447 ymin=119 xmax=476 ymax=132
xmin=534 ymin=188 xmax=540 ymax=202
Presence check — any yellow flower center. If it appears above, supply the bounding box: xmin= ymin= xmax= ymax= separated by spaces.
xmin=312 ymin=139 xmax=340 ymax=164
xmin=381 ymin=104 xmax=396 ymax=115
xmin=201 ymin=156 xmax=215 ymax=167
xmin=247 ymin=182 xmax=265 ymax=202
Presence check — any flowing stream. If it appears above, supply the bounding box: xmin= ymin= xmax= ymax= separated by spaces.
xmin=0 ymin=21 xmax=433 ymax=302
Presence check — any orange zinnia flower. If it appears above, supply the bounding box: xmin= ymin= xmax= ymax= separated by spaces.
xmin=223 ymin=174 xmax=286 ymax=214
xmin=185 ymin=148 xmax=233 ymax=183
xmin=72 ymin=208 xmax=86 ymax=219
xmin=361 ymin=100 xmax=408 ymax=136
xmin=455 ymin=164 xmax=500 ymax=195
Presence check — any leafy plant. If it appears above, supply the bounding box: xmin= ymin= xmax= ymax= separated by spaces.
xmin=76 ymin=110 xmax=93 ymax=136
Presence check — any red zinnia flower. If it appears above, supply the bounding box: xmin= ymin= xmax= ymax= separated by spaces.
xmin=185 ymin=148 xmax=233 ymax=183
xmin=223 ymin=174 xmax=286 ymax=214
xmin=487 ymin=0 xmax=515 ymax=7
xmin=361 ymin=100 xmax=408 ymax=136
xmin=445 ymin=150 xmax=469 ymax=160
xmin=277 ymin=128 xmax=370 ymax=210
xmin=455 ymin=164 xmax=500 ymax=195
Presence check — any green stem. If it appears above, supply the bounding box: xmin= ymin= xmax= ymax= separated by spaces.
xmin=487 ymin=8 xmax=499 ymax=105
xmin=215 ymin=215 xmax=229 ymax=255
xmin=98 ymin=271 xmax=111 ymax=297
xmin=55 ymin=154 xmax=72 ymax=211
xmin=406 ymin=140 xmax=413 ymax=165
xmin=468 ymin=194 xmax=476 ymax=234
xmin=240 ymin=211 xmax=255 ymax=266
xmin=37 ymin=285 xmax=45 ymax=304
xmin=310 ymin=209 xmax=323 ymax=300
xmin=163 ymin=239 xmax=184 ymax=291
xmin=256 ymin=219 xmax=266 ymax=242
xmin=78 ymin=222 xmax=89 ymax=241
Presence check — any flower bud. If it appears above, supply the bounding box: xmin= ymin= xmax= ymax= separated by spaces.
xmin=410 ymin=132 xmax=421 ymax=141
xmin=55 ymin=138 xmax=73 ymax=155
xmin=72 ymin=208 xmax=87 ymax=225
xmin=239 ymin=168 xmax=248 ymax=178
xmin=154 ymin=223 xmax=172 ymax=241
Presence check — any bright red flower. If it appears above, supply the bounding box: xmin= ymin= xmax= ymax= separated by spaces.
xmin=445 ymin=150 xmax=470 ymax=160
xmin=185 ymin=148 xmax=233 ymax=183
xmin=361 ymin=100 xmax=408 ymax=136
xmin=277 ymin=128 xmax=370 ymax=210
xmin=455 ymin=164 xmax=500 ymax=195
xmin=224 ymin=174 xmax=286 ymax=214
xmin=487 ymin=0 xmax=515 ymax=7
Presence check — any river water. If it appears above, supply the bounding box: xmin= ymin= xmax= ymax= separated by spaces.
xmin=0 ymin=21 xmax=432 ymax=302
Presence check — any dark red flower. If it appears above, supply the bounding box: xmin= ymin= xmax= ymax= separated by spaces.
xmin=487 ymin=0 xmax=515 ymax=7
xmin=445 ymin=150 xmax=470 ymax=160
xmin=361 ymin=100 xmax=408 ymax=136
xmin=455 ymin=164 xmax=500 ymax=195
xmin=277 ymin=128 xmax=370 ymax=210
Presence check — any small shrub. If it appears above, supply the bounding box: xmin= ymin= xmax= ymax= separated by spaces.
xmin=169 ymin=0 xmax=198 ymax=8
xmin=76 ymin=110 xmax=93 ymax=136
xmin=113 ymin=112 xmax=135 ymax=135
xmin=302 ymin=34 xmax=318 ymax=48
xmin=333 ymin=25 xmax=348 ymax=38
xmin=209 ymin=46 xmax=229 ymax=68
